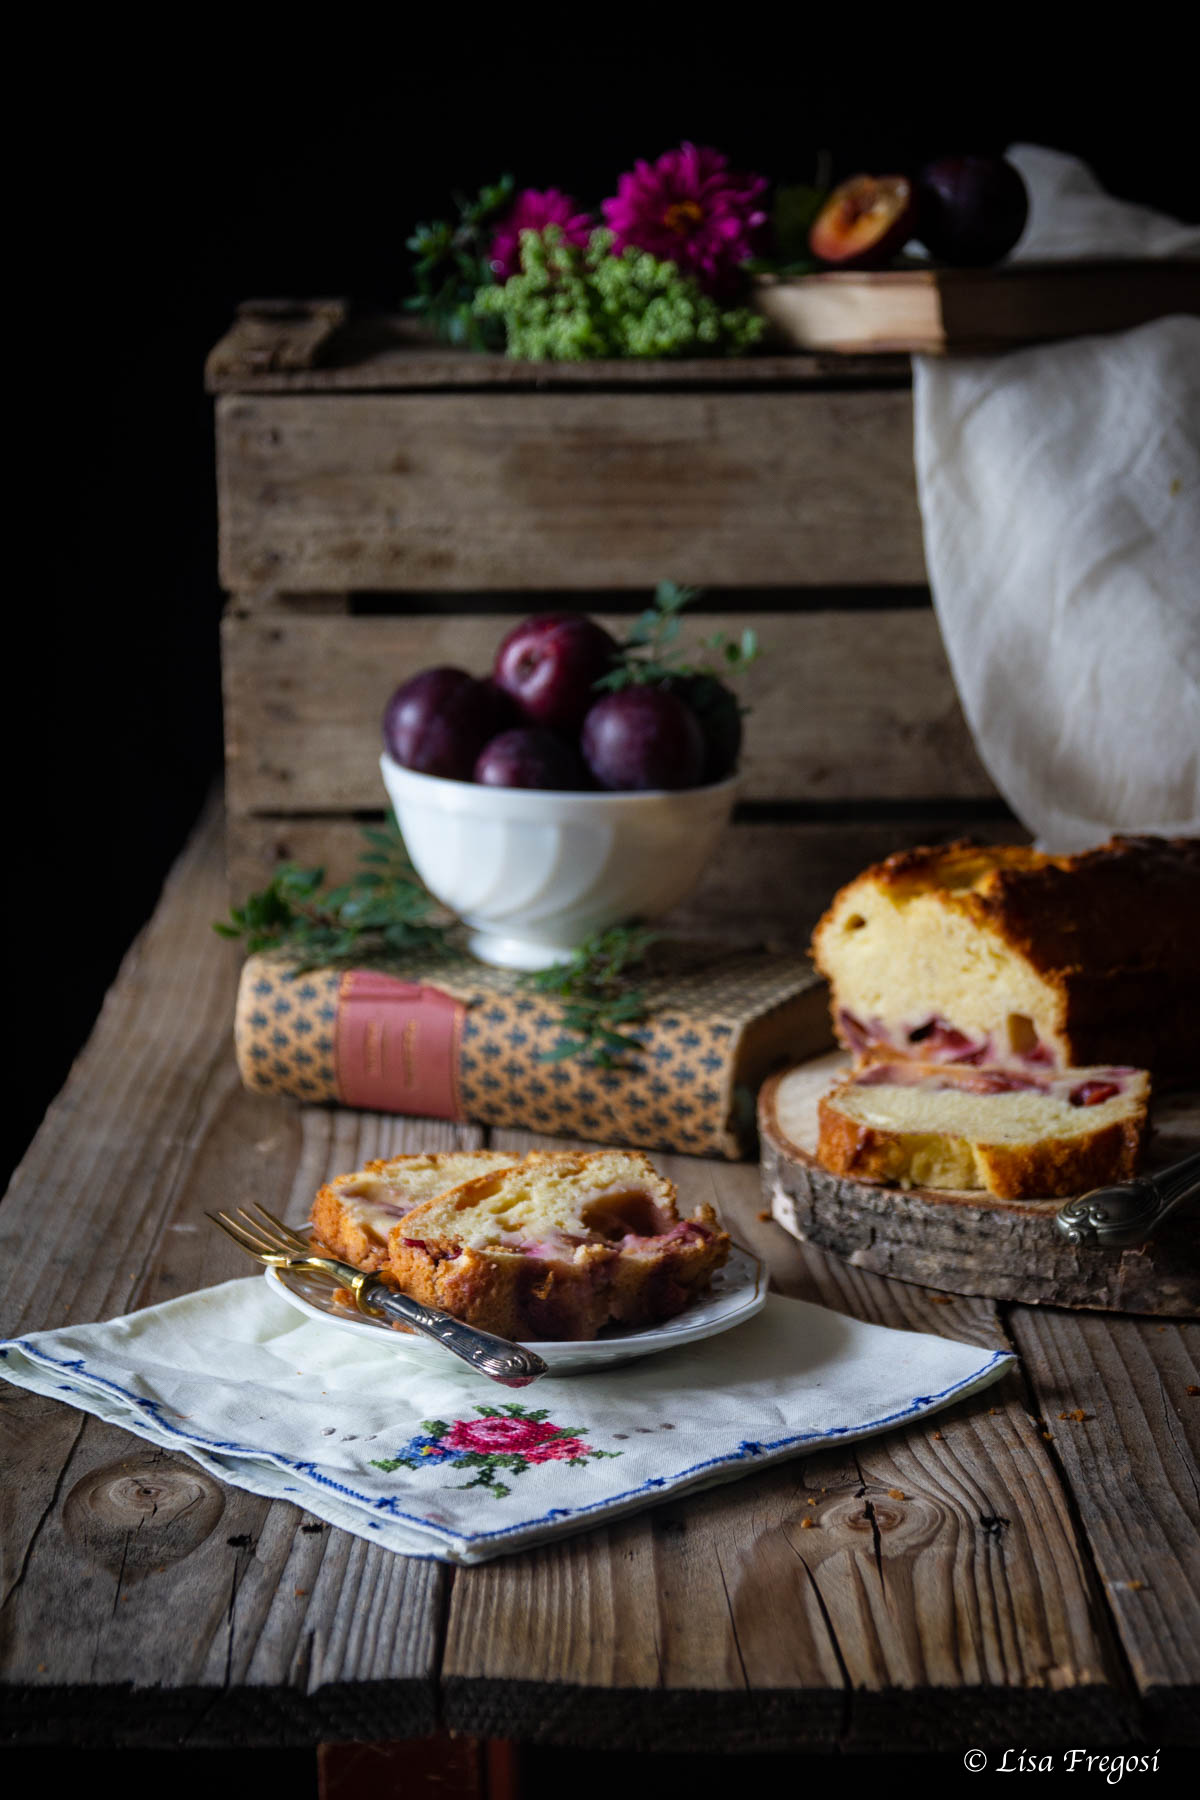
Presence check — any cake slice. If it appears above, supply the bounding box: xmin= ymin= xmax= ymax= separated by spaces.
xmin=811 ymin=836 xmax=1199 ymax=1078
xmin=311 ymin=1150 xmax=522 ymax=1273
xmin=817 ymin=1059 xmax=1150 ymax=1199
xmin=386 ymin=1149 xmax=731 ymax=1341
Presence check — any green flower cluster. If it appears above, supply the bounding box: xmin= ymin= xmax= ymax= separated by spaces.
xmin=474 ymin=228 xmax=766 ymax=361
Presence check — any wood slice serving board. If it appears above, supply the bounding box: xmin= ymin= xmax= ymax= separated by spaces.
xmin=759 ymin=1052 xmax=1199 ymax=1315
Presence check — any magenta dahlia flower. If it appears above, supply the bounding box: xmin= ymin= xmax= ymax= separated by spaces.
xmin=601 ymin=143 xmax=769 ymax=294
xmin=489 ymin=188 xmax=593 ymax=281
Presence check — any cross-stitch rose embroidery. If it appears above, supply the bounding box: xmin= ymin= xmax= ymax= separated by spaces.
xmin=371 ymin=1402 xmax=619 ymax=1497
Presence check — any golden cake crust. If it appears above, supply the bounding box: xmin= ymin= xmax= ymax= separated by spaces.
xmin=812 ymin=834 xmax=1199 ymax=1077
xmin=386 ymin=1149 xmax=730 ymax=1341
xmin=816 ymin=1068 xmax=1148 ymax=1201
xmin=311 ymin=1150 xmax=521 ymax=1275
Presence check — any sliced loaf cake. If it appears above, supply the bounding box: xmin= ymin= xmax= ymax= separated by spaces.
xmin=817 ymin=1059 xmax=1149 ymax=1199
xmin=387 ymin=1149 xmax=730 ymax=1340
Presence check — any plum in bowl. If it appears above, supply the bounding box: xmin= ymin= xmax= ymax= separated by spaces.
xmin=380 ymin=753 xmax=738 ymax=971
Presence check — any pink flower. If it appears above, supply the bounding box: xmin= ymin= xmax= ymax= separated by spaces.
xmin=523 ymin=1436 xmax=587 ymax=1464
xmin=601 ymin=143 xmax=769 ymax=294
xmin=490 ymin=189 xmax=593 ymax=282
xmin=446 ymin=1414 xmax=567 ymax=1457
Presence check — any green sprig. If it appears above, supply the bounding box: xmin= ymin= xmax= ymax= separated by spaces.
xmin=213 ymin=814 xmax=456 ymax=970
xmin=525 ymin=924 xmax=661 ymax=1070
xmin=406 ymin=174 xmax=516 ymax=349
xmin=593 ymin=581 xmax=760 ymax=693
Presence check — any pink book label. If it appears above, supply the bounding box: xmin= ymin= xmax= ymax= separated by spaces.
xmin=334 ymin=971 xmax=464 ymax=1118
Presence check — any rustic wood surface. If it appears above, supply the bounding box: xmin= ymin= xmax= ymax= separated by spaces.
xmin=221 ymin=609 xmax=993 ymax=817
xmin=440 ymin=1135 xmax=1130 ymax=1752
xmin=1008 ymin=1307 xmax=1200 ymax=1744
xmin=2 ymin=807 xmax=1196 ymax=1747
xmin=216 ymin=390 xmax=925 ymax=594
xmin=204 ymin=311 xmax=912 ymax=393
xmin=0 ymin=803 xmax=450 ymax=1745
xmin=206 ymin=299 xmax=351 ymax=383
xmin=761 ymin=1055 xmax=1200 ymax=1316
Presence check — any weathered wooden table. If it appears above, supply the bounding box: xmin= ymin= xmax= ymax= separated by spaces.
xmin=2 ymin=800 xmax=1197 ymax=1752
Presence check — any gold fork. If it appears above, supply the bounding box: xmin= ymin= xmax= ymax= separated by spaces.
xmin=209 ymin=1203 xmax=548 ymax=1388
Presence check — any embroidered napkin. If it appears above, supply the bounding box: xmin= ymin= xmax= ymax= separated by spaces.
xmin=913 ymin=144 xmax=1200 ymax=853
xmin=0 ymin=1278 xmax=1011 ymax=1563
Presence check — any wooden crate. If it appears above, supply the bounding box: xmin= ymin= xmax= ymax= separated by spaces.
xmin=209 ymin=305 xmax=1023 ymax=943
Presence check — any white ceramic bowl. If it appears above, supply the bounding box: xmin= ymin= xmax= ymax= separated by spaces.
xmin=380 ymin=752 xmax=738 ymax=970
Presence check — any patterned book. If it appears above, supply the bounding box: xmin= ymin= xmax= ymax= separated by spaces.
xmin=235 ymin=943 xmax=829 ymax=1160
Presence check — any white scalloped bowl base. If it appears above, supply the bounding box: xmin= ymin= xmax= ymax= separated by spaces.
xmin=381 ymin=754 xmax=738 ymax=968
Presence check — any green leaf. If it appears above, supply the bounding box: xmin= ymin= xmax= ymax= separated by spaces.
xmin=771 ymin=183 xmax=829 ymax=262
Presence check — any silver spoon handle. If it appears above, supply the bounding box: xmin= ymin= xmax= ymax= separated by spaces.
xmin=359 ymin=1277 xmax=549 ymax=1387
xmin=1055 ymin=1150 xmax=1200 ymax=1249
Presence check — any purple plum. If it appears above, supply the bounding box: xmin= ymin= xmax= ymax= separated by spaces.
xmin=664 ymin=674 xmax=742 ymax=782
xmin=473 ymin=728 xmax=587 ymax=791
xmin=382 ymin=667 xmax=515 ymax=781
xmin=917 ymin=155 xmax=1029 ymax=266
xmin=581 ymin=687 xmax=704 ymax=791
xmin=493 ymin=613 xmax=619 ymax=730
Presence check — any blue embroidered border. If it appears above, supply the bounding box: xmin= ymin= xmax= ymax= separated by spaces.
xmin=0 ymin=1338 xmax=1011 ymax=1547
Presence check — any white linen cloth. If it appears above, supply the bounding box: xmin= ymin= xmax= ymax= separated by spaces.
xmin=0 ymin=1277 xmax=1011 ymax=1563
xmin=913 ymin=144 xmax=1200 ymax=852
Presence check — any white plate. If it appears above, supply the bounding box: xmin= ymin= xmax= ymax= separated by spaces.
xmin=265 ymin=1243 xmax=766 ymax=1375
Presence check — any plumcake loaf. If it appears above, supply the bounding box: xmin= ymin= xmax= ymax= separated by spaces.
xmin=311 ymin=1150 xmax=522 ymax=1274
xmin=386 ymin=1149 xmax=730 ymax=1341
xmin=817 ymin=1059 xmax=1150 ymax=1199
xmin=812 ymin=836 xmax=1199 ymax=1079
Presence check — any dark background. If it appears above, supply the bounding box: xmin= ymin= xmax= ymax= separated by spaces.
xmin=11 ymin=44 xmax=1194 ymax=1188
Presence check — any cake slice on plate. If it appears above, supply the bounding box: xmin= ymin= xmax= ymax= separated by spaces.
xmin=386 ymin=1149 xmax=730 ymax=1341
xmin=311 ymin=1149 xmax=522 ymax=1273
xmin=817 ymin=1059 xmax=1149 ymax=1199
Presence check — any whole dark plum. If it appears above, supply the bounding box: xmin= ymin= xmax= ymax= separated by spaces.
xmin=581 ymin=687 xmax=705 ymax=791
xmin=382 ymin=667 xmax=515 ymax=781
xmin=493 ymin=613 xmax=620 ymax=731
xmin=917 ymin=155 xmax=1029 ymax=266
xmin=663 ymin=673 xmax=742 ymax=782
xmin=473 ymin=728 xmax=587 ymax=791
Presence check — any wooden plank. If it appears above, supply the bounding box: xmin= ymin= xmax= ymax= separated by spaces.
xmin=1010 ymin=1307 xmax=1200 ymax=1742
xmin=221 ymin=611 xmax=992 ymax=816
xmin=756 ymin=260 xmax=1200 ymax=355
xmin=216 ymin=390 xmax=924 ymax=592
xmin=0 ymin=803 xmax=455 ymax=1745
xmin=223 ymin=814 xmax=1026 ymax=951
xmin=440 ymin=1137 xmax=1131 ymax=1751
xmin=206 ymin=299 xmax=350 ymax=384
xmin=205 ymin=313 xmax=912 ymax=394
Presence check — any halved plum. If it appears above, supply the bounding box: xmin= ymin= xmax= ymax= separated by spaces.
xmin=809 ymin=175 xmax=916 ymax=270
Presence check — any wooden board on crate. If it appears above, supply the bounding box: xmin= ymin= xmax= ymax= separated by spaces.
xmin=760 ymin=1052 xmax=1200 ymax=1315
xmin=754 ymin=259 xmax=1200 ymax=355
